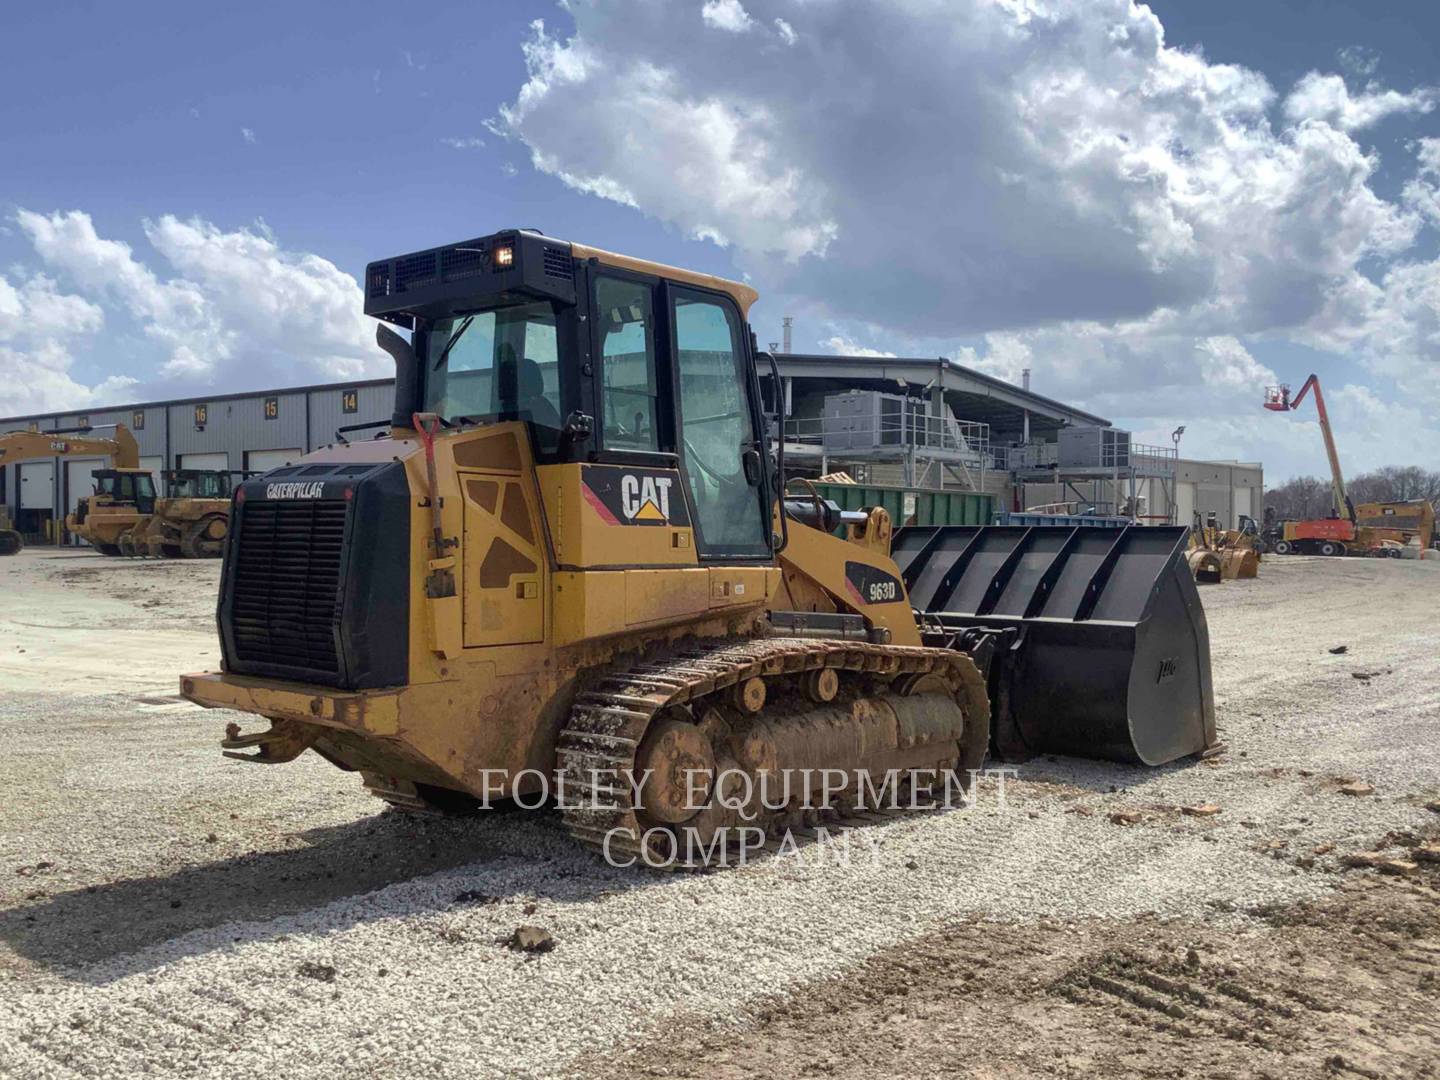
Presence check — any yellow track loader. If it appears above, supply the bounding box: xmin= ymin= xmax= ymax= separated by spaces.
xmin=138 ymin=469 xmax=246 ymax=558
xmin=0 ymin=425 xmax=153 ymax=556
xmin=181 ymin=229 xmax=1217 ymax=867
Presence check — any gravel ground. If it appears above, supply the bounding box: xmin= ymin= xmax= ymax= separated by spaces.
xmin=1 ymin=548 xmax=1438 ymax=1078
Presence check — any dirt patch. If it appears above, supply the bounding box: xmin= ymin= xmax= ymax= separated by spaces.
xmin=581 ymin=874 xmax=1440 ymax=1079
xmin=0 ymin=549 xmax=221 ymax=694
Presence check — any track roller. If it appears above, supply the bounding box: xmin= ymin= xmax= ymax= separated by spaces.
xmin=556 ymin=637 xmax=989 ymax=869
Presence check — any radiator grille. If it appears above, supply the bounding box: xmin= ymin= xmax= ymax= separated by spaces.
xmin=229 ymin=500 xmax=349 ymax=677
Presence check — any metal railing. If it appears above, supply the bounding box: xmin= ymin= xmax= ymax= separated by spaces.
xmin=994 ymin=439 xmax=1177 ymax=476
xmin=992 ymin=443 xmax=1058 ymax=471
xmin=1115 ymin=441 xmax=1177 ymax=476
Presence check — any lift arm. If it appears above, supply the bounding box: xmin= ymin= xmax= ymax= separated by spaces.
xmin=1263 ymin=375 xmax=1351 ymax=522
xmin=0 ymin=425 xmax=140 ymax=470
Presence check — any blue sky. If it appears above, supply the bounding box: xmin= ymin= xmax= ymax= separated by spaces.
xmin=0 ymin=0 xmax=731 ymax=332
xmin=2 ymin=0 xmax=1438 ymax=481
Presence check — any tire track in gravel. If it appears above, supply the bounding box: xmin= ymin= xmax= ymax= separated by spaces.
xmin=4 ymin=537 xmax=1440 ymax=1079
xmin=0 ymin=792 xmax=1349 ymax=1079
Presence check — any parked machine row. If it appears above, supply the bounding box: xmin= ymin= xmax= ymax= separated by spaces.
xmin=0 ymin=424 xmax=245 ymax=558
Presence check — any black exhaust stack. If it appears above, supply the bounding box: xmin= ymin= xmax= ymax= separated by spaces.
xmin=376 ymin=323 xmax=421 ymax=432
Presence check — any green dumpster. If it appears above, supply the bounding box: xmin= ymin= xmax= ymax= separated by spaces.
xmin=808 ymin=482 xmax=994 ymax=529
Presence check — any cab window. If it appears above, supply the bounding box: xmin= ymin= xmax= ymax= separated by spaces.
xmin=596 ymin=275 xmax=660 ymax=452
xmin=424 ymin=301 xmax=563 ymax=450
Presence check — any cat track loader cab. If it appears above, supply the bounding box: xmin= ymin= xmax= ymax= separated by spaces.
xmin=180 ymin=228 xmax=1217 ymax=869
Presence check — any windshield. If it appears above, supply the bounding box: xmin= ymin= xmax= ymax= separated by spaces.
xmin=423 ymin=301 xmax=563 ymax=449
xmin=93 ymin=472 xmax=155 ymax=503
xmin=169 ymin=472 xmax=228 ymax=498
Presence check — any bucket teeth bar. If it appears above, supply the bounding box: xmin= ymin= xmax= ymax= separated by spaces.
xmin=894 ymin=524 xmax=1219 ymax=767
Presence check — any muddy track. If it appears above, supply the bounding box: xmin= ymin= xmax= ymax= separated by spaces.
xmin=556 ymin=636 xmax=989 ymax=867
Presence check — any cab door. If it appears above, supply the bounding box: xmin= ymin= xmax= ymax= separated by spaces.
xmin=667 ymin=287 xmax=771 ymax=560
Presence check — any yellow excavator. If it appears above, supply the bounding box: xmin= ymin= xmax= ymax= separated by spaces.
xmin=181 ymin=229 xmax=1217 ymax=867
xmin=0 ymin=424 xmax=153 ymax=556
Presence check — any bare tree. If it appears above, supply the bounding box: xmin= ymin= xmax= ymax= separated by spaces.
xmin=1269 ymin=467 xmax=1440 ymax=519
xmin=1348 ymin=466 xmax=1440 ymax=505
xmin=1264 ymin=475 xmax=1333 ymax=520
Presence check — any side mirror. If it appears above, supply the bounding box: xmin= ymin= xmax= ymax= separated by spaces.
xmin=742 ymin=446 xmax=762 ymax=486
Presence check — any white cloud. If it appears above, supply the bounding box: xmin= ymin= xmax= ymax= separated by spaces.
xmin=1283 ymin=72 xmax=1435 ymax=131
xmin=10 ymin=210 xmax=386 ymax=408
xmin=702 ymin=0 xmax=753 ymax=33
xmin=0 ymin=272 xmax=137 ymax=417
xmin=952 ymin=333 xmax=1033 ymax=386
xmin=497 ymin=0 xmax=1440 ymax=477
xmin=774 ymin=18 xmax=797 ymax=46
xmin=497 ymin=1 xmax=1425 ymax=334
xmin=1337 ymin=45 xmax=1380 ymax=79
xmin=1402 ymin=137 xmax=1440 ymax=226
xmin=500 ymin=19 xmax=834 ymax=261
xmin=440 ymin=136 xmax=486 ymax=149
xmin=821 ymin=334 xmax=895 ymax=358
xmin=240 ymin=126 xmax=257 ymax=144
xmin=954 ymin=324 xmax=1276 ymax=428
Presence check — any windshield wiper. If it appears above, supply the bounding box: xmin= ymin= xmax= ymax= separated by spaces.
xmin=433 ymin=315 xmax=475 ymax=371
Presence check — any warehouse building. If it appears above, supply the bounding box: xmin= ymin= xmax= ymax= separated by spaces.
xmin=0 ymin=379 xmax=392 ymax=542
xmin=0 ymin=353 xmax=1261 ymax=543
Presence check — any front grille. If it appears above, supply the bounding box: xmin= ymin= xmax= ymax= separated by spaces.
xmin=229 ymin=500 xmax=349 ymax=677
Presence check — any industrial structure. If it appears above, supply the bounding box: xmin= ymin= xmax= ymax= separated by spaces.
xmin=1 ymin=351 xmax=1261 ymax=546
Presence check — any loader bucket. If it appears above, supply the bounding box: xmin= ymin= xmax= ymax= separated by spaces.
xmin=1186 ymin=548 xmax=1223 ymax=583
xmin=892 ymin=525 xmax=1217 ymax=766
xmin=1219 ymin=547 xmax=1258 ymax=580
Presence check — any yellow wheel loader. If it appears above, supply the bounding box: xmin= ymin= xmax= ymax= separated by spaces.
xmin=181 ymin=229 xmax=1218 ymax=867
xmin=0 ymin=425 xmax=153 ymax=556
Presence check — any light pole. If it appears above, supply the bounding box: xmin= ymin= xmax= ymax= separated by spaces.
xmin=1170 ymin=426 xmax=1185 ymax=526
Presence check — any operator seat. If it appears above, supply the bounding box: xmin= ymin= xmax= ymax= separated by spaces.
xmin=516 ymin=356 xmax=561 ymax=430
